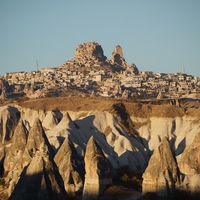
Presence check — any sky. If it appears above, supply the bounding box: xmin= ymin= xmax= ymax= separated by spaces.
xmin=0 ymin=0 xmax=200 ymax=77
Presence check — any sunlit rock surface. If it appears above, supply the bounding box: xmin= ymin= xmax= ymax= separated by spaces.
xmin=111 ymin=45 xmax=129 ymax=68
xmin=82 ymin=136 xmax=112 ymax=199
xmin=22 ymin=118 xmax=54 ymax=168
xmin=3 ymin=120 xmax=28 ymax=196
xmin=9 ymin=142 xmax=68 ymax=200
xmin=178 ymin=132 xmax=200 ymax=175
xmin=54 ymin=137 xmax=84 ymax=196
xmin=0 ymin=101 xmax=199 ymax=199
xmin=4 ymin=120 xmax=27 ymax=173
xmin=142 ymin=137 xmax=179 ymax=196
xmin=0 ymin=106 xmax=19 ymax=144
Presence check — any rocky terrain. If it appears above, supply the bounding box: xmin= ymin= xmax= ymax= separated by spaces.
xmin=58 ymin=42 xmax=129 ymax=72
xmin=0 ymin=96 xmax=199 ymax=199
xmin=0 ymin=40 xmax=199 ymax=199
xmin=1 ymin=41 xmax=199 ymax=102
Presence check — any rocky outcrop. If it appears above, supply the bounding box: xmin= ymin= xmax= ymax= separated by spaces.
xmin=59 ymin=42 xmax=107 ymax=69
xmin=9 ymin=142 xmax=68 ymax=200
xmin=4 ymin=119 xmax=55 ymax=197
xmin=181 ymin=174 xmax=200 ymax=194
xmin=142 ymin=137 xmax=179 ymax=196
xmin=58 ymin=42 xmax=132 ymax=72
xmin=178 ymin=132 xmax=200 ymax=175
xmin=4 ymin=120 xmax=28 ymax=174
xmin=111 ymin=45 xmax=129 ymax=68
xmin=0 ymin=106 xmax=19 ymax=144
xmin=122 ymin=89 xmax=130 ymax=99
xmin=177 ymin=133 xmax=200 ymax=194
xmin=42 ymin=111 xmax=59 ymax=130
xmin=0 ymin=80 xmax=10 ymax=100
xmin=54 ymin=137 xmax=83 ymax=196
xmin=82 ymin=136 xmax=112 ymax=200
xmin=0 ymin=88 xmax=8 ymax=100
xmin=3 ymin=120 xmax=28 ymax=194
xmin=0 ymin=103 xmax=199 ymax=199
xmin=157 ymin=91 xmax=163 ymax=99
xmin=75 ymin=42 xmax=107 ymax=63
xmin=131 ymin=63 xmax=139 ymax=75
xmin=22 ymin=118 xmax=54 ymax=168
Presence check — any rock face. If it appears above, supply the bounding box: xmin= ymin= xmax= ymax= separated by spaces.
xmin=142 ymin=137 xmax=179 ymax=196
xmin=9 ymin=142 xmax=68 ymax=200
xmin=111 ymin=45 xmax=129 ymax=68
xmin=4 ymin=119 xmax=55 ymax=197
xmin=54 ymin=137 xmax=83 ymax=196
xmin=58 ymin=42 xmax=133 ymax=72
xmin=59 ymin=42 xmax=107 ymax=69
xmin=22 ymin=118 xmax=54 ymax=168
xmin=131 ymin=63 xmax=139 ymax=75
xmin=0 ymin=106 xmax=19 ymax=144
xmin=0 ymin=102 xmax=200 ymax=199
xmin=178 ymin=132 xmax=200 ymax=175
xmin=157 ymin=91 xmax=163 ymax=99
xmin=75 ymin=42 xmax=107 ymax=64
xmin=0 ymin=80 xmax=9 ymax=100
xmin=42 ymin=111 xmax=59 ymax=130
xmin=0 ymin=88 xmax=7 ymax=100
xmin=82 ymin=136 xmax=112 ymax=200
xmin=4 ymin=120 xmax=28 ymax=174
xmin=178 ymin=133 xmax=200 ymax=194
xmin=122 ymin=89 xmax=130 ymax=99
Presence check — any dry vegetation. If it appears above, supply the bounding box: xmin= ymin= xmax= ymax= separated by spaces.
xmin=17 ymin=96 xmax=116 ymax=112
xmin=3 ymin=96 xmax=199 ymax=118
xmin=124 ymin=102 xmax=186 ymax=118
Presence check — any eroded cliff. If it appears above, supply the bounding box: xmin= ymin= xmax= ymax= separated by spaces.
xmin=0 ymin=97 xmax=199 ymax=199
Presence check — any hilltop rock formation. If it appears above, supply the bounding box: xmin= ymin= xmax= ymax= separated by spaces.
xmin=58 ymin=42 xmax=133 ymax=73
xmin=82 ymin=136 xmax=112 ymax=199
xmin=9 ymin=142 xmax=68 ymax=200
xmin=111 ymin=45 xmax=129 ymax=69
xmin=75 ymin=42 xmax=107 ymax=63
xmin=54 ymin=137 xmax=84 ymax=196
xmin=142 ymin=137 xmax=179 ymax=196
xmin=131 ymin=63 xmax=139 ymax=75
xmin=59 ymin=42 xmax=107 ymax=69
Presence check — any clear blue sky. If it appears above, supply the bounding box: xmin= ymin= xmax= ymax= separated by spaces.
xmin=0 ymin=0 xmax=200 ymax=77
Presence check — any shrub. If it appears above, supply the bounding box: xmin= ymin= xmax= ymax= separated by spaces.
xmin=115 ymin=166 xmax=142 ymax=189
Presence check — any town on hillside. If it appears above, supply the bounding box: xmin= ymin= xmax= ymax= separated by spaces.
xmin=0 ymin=42 xmax=200 ymax=101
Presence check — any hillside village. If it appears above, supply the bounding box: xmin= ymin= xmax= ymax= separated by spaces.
xmin=0 ymin=42 xmax=200 ymax=200
xmin=0 ymin=42 xmax=200 ymax=100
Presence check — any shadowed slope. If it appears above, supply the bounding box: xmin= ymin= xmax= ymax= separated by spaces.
xmin=9 ymin=142 xmax=68 ymax=200
xmin=54 ymin=137 xmax=84 ymax=196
